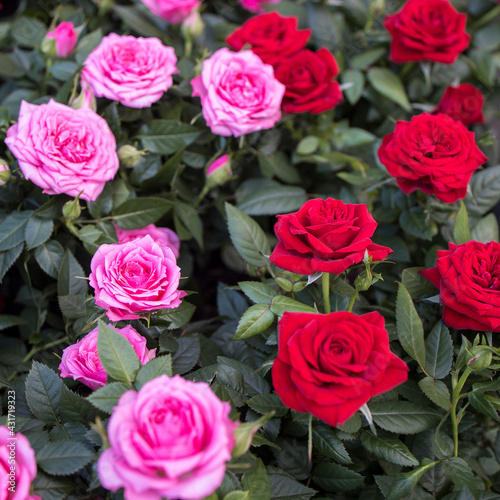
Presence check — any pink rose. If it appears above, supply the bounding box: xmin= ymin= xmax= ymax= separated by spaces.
xmin=239 ymin=0 xmax=280 ymax=13
xmin=1 ymin=426 xmax=37 ymax=500
xmin=89 ymin=235 xmax=186 ymax=322
xmin=45 ymin=21 xmax=77 ymax=57
xmin=139 ymin=0 xmax=200 ymax=23
xmin=5 ymin=100 xmax=119 ymax=201
xmin=191 ymin=48 xmax=285 ymax=137
xmin=59 ymin=325 xmax=156 ymax=390
xmin=97 ymin=375 xmax=237 ymax=500
xmin=113 ymin=223 xmax=180 ymax=259
xmin=81 ymin=34 xmax=178 ymax=109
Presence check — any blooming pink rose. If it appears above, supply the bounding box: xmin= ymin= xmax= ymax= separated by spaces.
xmin=81 ymin=34 xmax=178 ymax=109
xmin=239 ymin=0 xmax=280 ymax=13
xmin=1 ymin=426 xmax=37 ymax=500
xmin=139 ymin=0 xmax=200 ymax=23
xmin=192 ymin=49 xmax=285 ymax=137
xmin=5 ymin=100 xmax=119 ymax=201
xmin=59 ymin=325 xmax=156 ymax=390
xmin=97 ymin=375 xmax=237 ymax=500
xmin=113 ymin=223 xmax=180 ymax=259
xmin=46 ymin=21 xmax=77 ymax=57
xmin=89 ymin=235 xmax=186 ymax=322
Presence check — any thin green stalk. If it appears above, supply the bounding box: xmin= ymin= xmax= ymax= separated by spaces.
xmin=307 ymin=413 xmax=313 ymax=462
xmin=22 ymin=337 xmax=68 ymax=363
xmin=347 ymin=290 xmax=359 ymax=313
xmin=450 ymin=368 xmax=471 ymax=457
xmin=322 ymin=272 xmax=330 ymax=314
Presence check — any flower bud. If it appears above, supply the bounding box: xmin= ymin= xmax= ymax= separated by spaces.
xmin=0 ymin=159 xmax=10 ymax=185
xmin=232 ymin=413 xmax=272 ymax=458
xmin=206 ymin=154 xmax=232 ymax=187
xmin=43 ymin=22 xmax=77 ymax=58
xmin=182 ymin=9 xmax=204 ymax=40
xmin=118 ymin=145 xmax=145 ymax=168
xmin=71 ymin=88 xmax=97 ymax=111
xmin=63 ymin=196 xmax=82 ymax=220
xmin=467 ymin=346 xmax=492 ymax=372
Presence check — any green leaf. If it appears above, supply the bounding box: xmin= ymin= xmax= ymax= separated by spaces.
xmin=471 ymin=213 xmax=499 ymax=243
xmin=32 ymin=471 xmax=73 ymax=500
xmin=87 ymin=382 xmax=131 ymax=413
xmin=242 ymin=458 xmax=271 ymax=500
xmin=350 ymin=48 xmax=386 ymax=69
xmin=442 ymin=457 xmax=477 ymax=493
xmin=58 ymin=294 xmax=87 ymax=319
xmin=313 ymin=463 xmax=364 ymax=492
xmin=0 ymin=243 xmax=23 ymax=282
xmin=25 ymin=217 xmax=54 ymax=250
xmin=74 ymin=29 xmax=103 ymax=65
xmin=25 ymin=362 xmax=62 ymax=424
xmin=247 ymin=394 xmax=288 ymax=418
xmin=239 ymin=281 xmax=277 ymax=304
xmin=312 ymin=424 xmax=351 ymax=464
xmin=237 ymin=186 xmax=307 ymax=216
xmin=58 ymin=386 xmax=103 ymax=425
xmin=468 ymin=392 xmax=500 ymax=421
xmin=34 ymin=240 xmax=65 ymax=279
xmin=0 ymin=211 xmax=32 ymax=251
xmin=11 ymin=17 xmax=46 ymax=47
xmin=360 ymin=431 xmax=419 ymax=467
xmin=386 ymin=459 xmax=438 ymax=500
xmin=425 ymin=321 xmax=453 ymax=380
xmin=135 ymin=355 xmax=173 ymax=389
xmin=401 ymin=267 xmax=437 ymax=299
xmin=258 ymin=152 xmax=301 ymax=184
xmin=113 ymin=5 xmax=167 ymax=39
xmin=138 ymin=120 xmax=201 ymax=154
xmin=233 ymin=304 xmax=274 ymax=340
xmin=342 ymin=69 xmax=365 ymax=105
xmin=154 ymin=301 xmax=196 ymax=330
xmin=370 ymin=401 xmax=442 ymax=434
xmin=270 ymin=296 xmax=316 ymax=316
xmin=0 ymin=53 xmax=26 ymax=78
xmin=396 ymin=283 xmax=426 ymax=370
xmin=112 ymin=197 xmax=174 ymax=229
xmin=0 ymin=314 xmax=28 ymax=331
xmin=367 ymin=68 xmax=411 ymax=111
xmin=296 ymin=136 xmax=319 ymax=155
xmin=433 ymin=416 xmax=453 ymax=459
xmin=224 ymin=493 xmax=249 ymax=500
xmin=97 ymin=321 xmax=140 ymax=384
xmin=268 ymin=467 xmax=317 ymax=499
xmin=454 ymin=202 xmax=471 ymax=244
xmin=140 ymin=148 xmax=185 ymax=190
xmin=37 ymin=440 xmax=94 ymax=476
xmin=399 ymin=208 xmax=437 ymax=240
xmin=57 ymin=250 xmax=87 ymax=297
xmin=171 ymin=336 xmax=201 ymax=374
xmin=175 ymin=202 xmax=203 ymax=248
xmin=50 ymin=61 xmax=78 ymax=81
xmin=418 ymin=377 xmax=451 ymax=410
xmin=225 ymin=203 xmax=271 ymax=267
xmin=466 ymin=165 xmax=500 ymax=220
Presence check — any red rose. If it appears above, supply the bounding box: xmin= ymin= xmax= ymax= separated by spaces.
xmin=384 ymin=0 xmax=470 ymax=64
xmin=273 ymin=48 xmax=343 ymax=114
xmin=269 ymin=198 xmax=393 ymax=275
xmin=432 ymin=84 xmax=485 ymax=126
xmin=272 ymin=311 xmax=409 ymax=426
xmin=226 ymin=11 xmax=310 ymax=67
xmin=421 ymin=241 xmax=500 ymax=332
xmin=378 ymin=113 xmax=487 ymax=204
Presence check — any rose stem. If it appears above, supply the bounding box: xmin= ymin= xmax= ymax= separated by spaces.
xmin=322 ymin=272 xmax=330 ymax=314
xmin=307 ymin=413 xmax=313 ymax=462
xmin=450 ymin=368 xmax=472 ymax=457
xmin=347 ymin=290 xmax=358 ymax=313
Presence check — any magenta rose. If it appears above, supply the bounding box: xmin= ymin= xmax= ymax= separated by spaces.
xmin=191 ymin=48 xmax=285 ymax=137
xmin=239 ymin=0 xmax=280 ymax=13
xmin=59 ymin=325 xmax=156 ymax=390
xmin=81 ymin=34 xmax=178 ymax=109
xmin=97 ymin=375 xmax=237 ymax=500
xmin=89 ymin=235 xmax=186 ymax=321
xmin=139 ymin=0 xmax=200 ymax=23
xmin=113 ymin=223 xmax=180 ymax=259
xmin=45 ymin=21 xmax=77 ymax=57
xmin=5 ymin=100 xmax=119 ymax=201
xmin=1 ymin=426 xmax=37 ymax=500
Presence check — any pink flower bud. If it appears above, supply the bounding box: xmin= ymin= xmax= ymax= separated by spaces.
xmin=0 ymin=160 xmax=10 ymax=186
xmin=45 ymin=21 xmax=77 ymax=58
xmin=71 ymin=88 xmax=97 ymax=111
xmin=207 ymin=154 xmax=231 ymax=182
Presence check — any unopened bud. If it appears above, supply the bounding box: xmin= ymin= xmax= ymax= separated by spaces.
xmin=63 ymin=195 xmax=82 ymax=220
xmin=355 ymin=271 xmax=372 ymax=292
xmin=71 ymin=88 xmax=97 ymax=111
xmin=118 ymin=145 xmax=145 ymax=168
xmin=0 ymin=160 xmax=10 ymax=185
xmin=43 ymin=22 xmax=77 ymax=58
xmin=182 ymin=9 xmax=204 ymax=40
xmin=467 ymin=346 xmax=492 ymax=371
xmin=206 ymin=154 xmax=232 ymax=187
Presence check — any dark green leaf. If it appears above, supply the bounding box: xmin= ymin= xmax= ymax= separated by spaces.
xmin=58 ymin=386 xmax=103 ymax=425
xmin=171 ymin=336 xmax=201 ymax=374
xmin=237 ymin=186 xmax=307 ymax=216
xmin=25 ymin=217 xmax=54 ymax=250
xmin=367 ymin=68 xmax=411 ymax=111
xmin=342 ymin=69 xmax=365 ymax=105
xmin=140 ymin=148 xmax=185 ymax=190
xmin=242 ymin=458 xmax=271 ymax=500
xmin=454 ymin=202 xmax=471 ymax=244
xmin=269 ymin=467 xmax=317 ymax=499
xmin=217 ymin=282 xmax=248 ymax=320
xmin=135 ymin=355 xmax=173 ymax=389
xmin=468 ymin=392 xmax=500 ymax=421
xmin=11 ymin=17 xmax=46 ymax=47
xmin=418 ymin=377 xmax=451 ymax=410
xmin=0 ymin=243 xmax=23 ymax=282
xmin=239 ymin=281 xmax=277 ymax=304
xmin=113 ymin=5 xmax=167 ymax=38
xmin=0 ymin=211 xmax=32 ymax=251
xmin=386 ymin=459 xmax=438 ymax=500
xmin=401 ymin=267 xmax=437 ymax=299
xmin=247 ymin=394 xmax=288 ymax=418
xmin=112 ymin=197 xmax=174 ymax=229
xmin=175 ymin=202 xmax=203 ymax=248
xmin=442 ymin=457 xmax=477 ymax=493
xmin=58 ymin=293 xmax=87 ymax=319
xmin=37 ymin=440 xmax=94 ymax=476
xmin=312 ymin=424 xmax=351 ymax=464
xmin=399 ymin=208 xmax=437 ymax=240
xmin=87 ymin=382 xmax=131 ymax=413
xmin=74 ymin=29 xmax=103 ymax=65
xmin=153 ymin=301 xmax=196 ymax=329
xmin=233 ymin=304 xmax=274 ymax=340
xmin=34 ymin=240 xmax=65 ymax=279
xmin=466 ymin=165 xmax=500 ymax=220
xmin=270 ymin=296 xmax=316 ymax=316
xmin=138 ymin=120 xmax=201 ymax=154
xmin=313 ymin=463 xmax=364 ymax=492
xmin=360 ymin=431 xmax=418 ymax=467
xmin=425 ymin=322 xmax=453 ymax=380
xmin=32 ymin=472 xmax=73 ymax=500
xmin=471 ymin=213 xmax=499 ymax=243
xmin=0 ymin=314 xmax=28 ymax=331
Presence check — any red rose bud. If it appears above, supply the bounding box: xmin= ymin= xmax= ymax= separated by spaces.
xmin=226 ymin=12 xmax=311 ymax=67
xmin=43 ymin=21 xmax=77 ymax=58
xmin=432 ymin=84 xmax=485 ymax=126
xmin=272 ymin=311 xmax=409 ymax=427
xmin=0 ymin=159 xmax=10 ymax=185
xmin=274 ymin=48 xmax=343 ymax=114
xmin=384 ymin=0 xmax=470 ymax=64
xmin=71 ymin=88 xmax=97 ymax=111
xmin=421 ymin=241 xmax=500 ymax=332
xmin=378 ymin=113 xmax=487 ymax=204
xmin=269 ymin=198 xmax=392 ymax=275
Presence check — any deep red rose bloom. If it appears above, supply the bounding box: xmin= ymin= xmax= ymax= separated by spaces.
xmin=432 ymin=84 xmax=485 ymax=126
xmin=384 ymin=0 xmax=470 ymax=64
xmin=274 ymin=48 xmax=343 ymax=114
xmin=269 ymin=198 xmax=393 ymax=275
xmin=378 ymin=113 xmax=487 ymax=204
xmin=421 ymin=241 xmax=500 ymax=332
xmin=226 ymin=11 xmax=310 ymax=67
xmin=273 ymin=311 xmax=409 ymax=426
